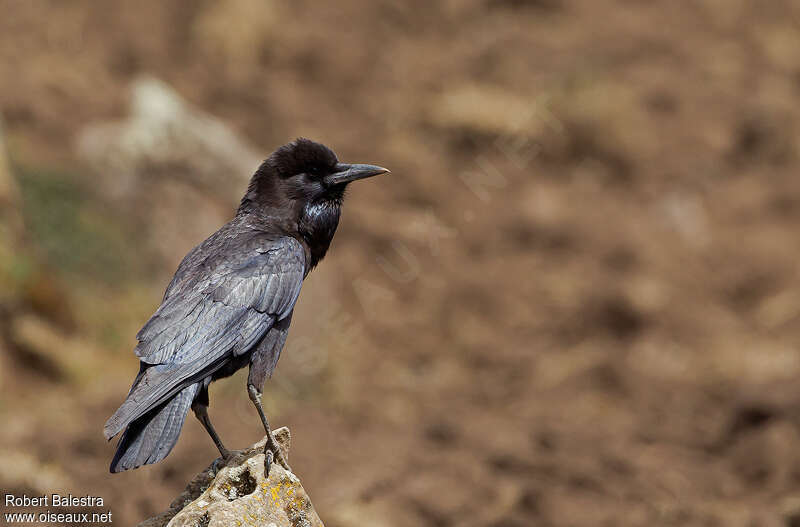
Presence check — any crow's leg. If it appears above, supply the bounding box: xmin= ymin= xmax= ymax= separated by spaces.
xmin=191 ymin=383 xmax=231 ymax=460
xmin=247 ymin=315 xmax=293 ymax=477
xmin=193 ymin=403 xmax=231 ymax=460
xmin=247 ymin=383 xmax=290 ymax=476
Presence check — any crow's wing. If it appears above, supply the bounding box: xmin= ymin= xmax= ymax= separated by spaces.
xmin=103 ymin=235 xmax=305 ymax=440
xmin=134 ymin=235 xmax=305 ymax=365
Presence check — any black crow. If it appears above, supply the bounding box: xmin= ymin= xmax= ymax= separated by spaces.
xmin=104 ymin=138 xmax=389 ymax=475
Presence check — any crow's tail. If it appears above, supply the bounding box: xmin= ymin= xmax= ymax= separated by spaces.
xmin=109 ymin=383 xmax=200 ymax=473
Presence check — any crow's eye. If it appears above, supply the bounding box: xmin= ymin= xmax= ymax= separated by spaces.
xmin=308 ymin=166 xmax=322 ymax=176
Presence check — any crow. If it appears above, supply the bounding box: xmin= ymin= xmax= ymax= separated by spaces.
xmin=104 ymin=138 xmax=389 ymax=475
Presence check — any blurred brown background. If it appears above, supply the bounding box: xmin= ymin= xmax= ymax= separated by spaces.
xmin=1 ymin=1 xmax=800 ymax=525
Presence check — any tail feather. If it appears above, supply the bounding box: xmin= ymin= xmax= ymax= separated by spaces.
xmin=109 ymin=383 xmax=200 ymax=473
xmin=104 ymin=359 xmax=226 ymax=441
xmin=104 ymin=363 xmax=190 ymax=441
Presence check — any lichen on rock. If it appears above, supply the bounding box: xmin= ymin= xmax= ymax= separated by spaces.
xmin=138 ymin=427 xmax=323 ymax=527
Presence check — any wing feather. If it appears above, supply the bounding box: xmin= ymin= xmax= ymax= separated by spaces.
xmin=134 ymin=236 xmax=304 ymax=365
xmin=104 ymin=235 xmax=306 ymax=440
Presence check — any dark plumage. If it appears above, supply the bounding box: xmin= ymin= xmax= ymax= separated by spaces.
xmin=104 ymin=138 xmax=389 ymax=474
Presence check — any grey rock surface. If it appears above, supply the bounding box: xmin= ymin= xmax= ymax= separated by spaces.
xmin=76 ymin=76 xmax=264 ymax=263
xmin=138 ymin=427 xmax=324 ymax=527
xmin=77 ymin=76 xmax=261 ymax=205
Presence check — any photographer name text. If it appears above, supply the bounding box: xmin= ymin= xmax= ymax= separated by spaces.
xmin=5 ymin=494 xmax=105 ymax=507
xmin=4 ymin=494 xmax=112 ymax=524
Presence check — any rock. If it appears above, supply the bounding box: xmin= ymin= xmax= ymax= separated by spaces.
xmin=783 ymin=497 xmax=800 ymax=527
xmin=138 ymin=427 xmax=324 ymax=527
xmin=192 ymin=0 xmax=281 ymax=73
xmin=0 ymin=449 xmax=70 ymax=495
xmin=76 ymin=77 xmax=263 ymax=263
xmin=428 ymin=84 xmax=555 ymax=139
xmin=77 ymin=76 xmax=261 ymax=205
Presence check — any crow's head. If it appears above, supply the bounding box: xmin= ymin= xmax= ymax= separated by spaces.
xmin=241 ymin=138 xmax=389 ymax=211
xmin=239 ymin=138 xmax=389 ymax=266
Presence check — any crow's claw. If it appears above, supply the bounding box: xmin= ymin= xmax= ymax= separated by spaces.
xmin=263 ymin=435 xmax=291 ymax=478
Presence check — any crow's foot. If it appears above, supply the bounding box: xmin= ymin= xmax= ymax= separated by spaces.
xmin=263 ymin=433 xmax=291 ymax=477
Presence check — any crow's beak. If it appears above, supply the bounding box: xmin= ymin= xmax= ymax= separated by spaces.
xmin=326 ymin=163 xmax=390 ymax=186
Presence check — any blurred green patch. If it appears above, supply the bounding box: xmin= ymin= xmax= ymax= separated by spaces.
xmin=0 ymin=228 xmax=31 ymax=296
xmin=15 ymin=164 xmax=142 ymax=285
xmin=9 ymin=163 xmax=167 ymax=352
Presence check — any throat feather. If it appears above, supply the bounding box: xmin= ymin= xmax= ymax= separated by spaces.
xmin=299 ymin=200 xmax=341 ymax=268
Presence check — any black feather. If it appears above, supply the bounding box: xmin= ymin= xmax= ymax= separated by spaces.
xmin=105 ymin=139 xmax=384 ymax=472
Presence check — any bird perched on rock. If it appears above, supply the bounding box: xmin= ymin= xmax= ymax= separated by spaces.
xmin=104 ymin=138 xmax=389 ymax=475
